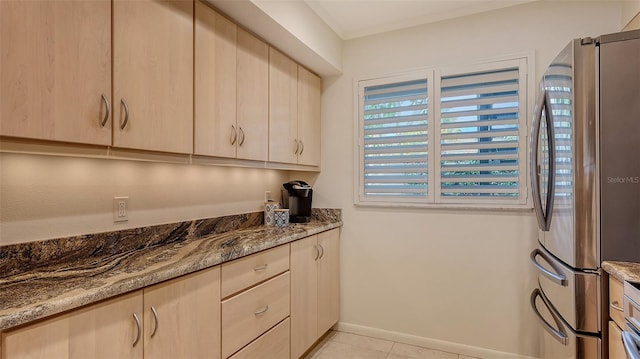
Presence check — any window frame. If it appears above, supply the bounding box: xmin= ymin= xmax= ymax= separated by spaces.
xmin=354 ymin=55 xmax=533 ymax=210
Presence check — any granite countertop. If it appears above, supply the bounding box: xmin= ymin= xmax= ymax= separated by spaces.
xmin=603 ymin=261 xmax=640 ymax=283
xmin=0 ymin=209 xmax=342 ymax=331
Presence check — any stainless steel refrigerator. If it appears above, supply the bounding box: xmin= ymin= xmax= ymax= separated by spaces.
xmin=529 ymin=29 xmax=640 ymax=359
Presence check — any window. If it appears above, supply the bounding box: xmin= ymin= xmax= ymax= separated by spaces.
xmin=356 ymin=57 xmax=530 ymax=208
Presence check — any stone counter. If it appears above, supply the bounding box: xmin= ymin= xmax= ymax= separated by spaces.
xmin=603 ymin=261 xmax=640 ymax=283
xmin=0 ymin=208 xmax=342 ymax=331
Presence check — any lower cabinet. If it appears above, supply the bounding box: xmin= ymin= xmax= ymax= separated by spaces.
xmin=1 ymin=230 xmax=340 ymax=359
xmin=291 ymin=228 xmax=340 ymax=359
xmin=143 ymin=267 xmax=221 ymax=359
xmin=2 ymin=290 xmax=143 ymax=359
xmin=1 ymin=266 xmax=220 ymax=359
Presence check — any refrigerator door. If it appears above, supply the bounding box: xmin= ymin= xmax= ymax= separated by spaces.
xmin=535 ymin=39 xmax=599 ymax=270
xmin=598 ymin=31 xmax=640 ymax=263
xmin=531 ymin=244 xmax=601 ymax=333
xmin=531 ymin=288 xmax=601 ymax=359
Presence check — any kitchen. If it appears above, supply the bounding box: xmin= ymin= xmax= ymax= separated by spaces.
xmin=1 ymin=1 xmax=640 ymax=358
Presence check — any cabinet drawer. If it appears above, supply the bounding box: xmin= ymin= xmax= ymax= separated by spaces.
xmin=221 ymin=244 xmax=289 ymax=298
xmin=228 ymin=318 xmax=290 ymax=359
xmin=609 ymin=320 xmax=625 ymax=359
xmin=610 ymin=276 xmax=625 ymax=327
xmin=222 ymin=271 xmax=290 ymax=358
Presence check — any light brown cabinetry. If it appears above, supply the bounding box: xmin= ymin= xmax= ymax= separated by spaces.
xmin=297 ymin=67 xmax=322 ymax=166
xmin=194 ymin=1 xmax=237 ymax=158
xmin=609 ymin=275 xmax=626 ymax=358
xmin=0 ymin=0 xmax=112 ymax=146
xmin=236 ymin=28 xmax=269 ymax=161
xmin=143 ymin=267 xmax=221 ymax=359
xmin=220 ymin=244 xmax=291 ymax=359
xmin=268 ymin=48 xmax=322 ymax=167
xmin=113 ymin=0 xmax=193 ymax=154
xmin=290 ymin=229 xmax=340 ymax=358
xmin=269 ymin=48 xmax=299 ymax=164
xmin=229 ymin=317 xmax=290 ymax=359
xmin=2 ymin=291 xmax=143 ymax=359
xmin=1 ymin=267 xmax=220 ymax=359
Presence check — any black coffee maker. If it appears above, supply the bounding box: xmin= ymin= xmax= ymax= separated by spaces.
xmin=282 ymin=180 xmax=313 ymax=223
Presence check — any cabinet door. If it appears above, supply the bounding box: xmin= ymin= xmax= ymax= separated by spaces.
xmin=297 ymin=67 xmax=321 ymax=166
xmin=317 ymin=229 xmax=340 ymax=335
xmin=236 ymin=29 xmax=269 ymax=161
xmin=290 ymin=235 xmax=319 ymax=359
xmin=269 ymin=47 xmax=298 ymax=164
xmin=0 ymin=0 xmax=111 ymax=145
xmin=2 ymin=291 xmax=143 ymax=359
xmin=609 ymin=321 xmax=625 ymax=359
xmin=68 ymin=291 xmax=143 ymax=359
xmin=113 ymin=0 xmax=193 ymax=154
xmin=194 ymin=1 xmax=237 ymax=158
xmin=143 ymin=267 xmax=221 ymax=359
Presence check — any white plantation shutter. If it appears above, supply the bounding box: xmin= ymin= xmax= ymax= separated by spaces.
xmin=438 ymin=61 xmax=526 ymax=203
xmin=357 ymin=57 xmax=529 ymax=207
xmin=361 ymin=78 xmax=429 ymax=200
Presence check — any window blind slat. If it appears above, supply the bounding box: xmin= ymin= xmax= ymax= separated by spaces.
xmin=441 ymin=94 xmax=519 ymax=109
xmin=440 ymin=118 xmax=518 ymax=129
xmin=441 ymin=128 xmax=519 ymax=140
xmin=442 ymin=83 xmax=518 ymax=98
xmin=440 ymin=106 xmax=518 ymax=119
xmin=440 ymin=68 xmax=518 ymax=87
xmin=365 ymin=103 xmax=427 ymax=116
xmin=365 ymin=124 xmax=428 ymax=136
xmin=441 ymin=140 xmax=519 ymax=151
xmin=364 ymin=114 xmax=427 ymax=126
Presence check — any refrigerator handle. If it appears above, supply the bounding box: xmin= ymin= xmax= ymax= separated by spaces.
xmin=622 ymin=330 xmax=640 ymax=359
xmin=530 ymin=249 xmax=568 ymax=286
xmin=530 ymin=90 xmax=556 ymax=231
xmin=530 ymin=288 xmax=569 ymax=345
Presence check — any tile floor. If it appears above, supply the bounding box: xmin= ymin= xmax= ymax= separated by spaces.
xmin=303 ymin=331 xmax=480 ymax=359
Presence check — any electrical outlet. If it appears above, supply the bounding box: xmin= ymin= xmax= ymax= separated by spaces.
xmin=113 ymin=197 xmax=129 ymax=223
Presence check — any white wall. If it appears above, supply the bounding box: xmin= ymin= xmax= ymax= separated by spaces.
xmin=0 ymin=152 xmax=289 ymax=245
xmin=306 ymin=1 xmax=623 ymax=358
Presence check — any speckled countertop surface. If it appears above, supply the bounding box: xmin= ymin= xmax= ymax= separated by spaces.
xmin=0 ymin=209 xmax=342 ymax=331
xmin=603 ymin=261 xmax=640 ymax=283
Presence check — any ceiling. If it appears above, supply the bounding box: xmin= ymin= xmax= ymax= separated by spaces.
xmin=304 ymin=0 xmax=538 ymax=40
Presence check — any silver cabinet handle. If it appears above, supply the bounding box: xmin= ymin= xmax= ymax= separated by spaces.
xmin=299 ymin=140 xmax=304 ymax=155
xmin=314 ymin=245 xmax=320 ymax=261
xmin=611 ymin=301 xmax=624 ymax=312
xmin=254 ymin=305 xmax=269 ymax=315
xmin=318 ymin=244 xmax=324 ymax=260
xmin=120 ymin=98 xmax=130 ymax=130
xmin=530 ymin=288 xmax=569 ymax=346
xmin=150 ymin=306 xmax=159 ymax=338
xmin=623 ymin=330 xmax=640 ymax=359
xmin=132 ymin=313 xmax=142 ymax=347
xmin=239 ymin=127 xmax=245 ymax=146
xmin=231 ymin=125 xmax=237 ymax=145
xmin=530 ymin=249 xmax=568 ymax=286
xmin=101 ymin=94 xmax=110 ymax=127
xmin=294 ymin=139 xmax=300 ymax=155
xmin=253 ymin=264 xmax=268 ymax=272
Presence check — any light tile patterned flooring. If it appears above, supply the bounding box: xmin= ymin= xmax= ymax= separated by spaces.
xmin=303 ymin=331 xmax=480 ymax=359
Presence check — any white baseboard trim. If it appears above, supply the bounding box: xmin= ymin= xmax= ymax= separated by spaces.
xmin=335 ymin=322 xmax=538 ymax=359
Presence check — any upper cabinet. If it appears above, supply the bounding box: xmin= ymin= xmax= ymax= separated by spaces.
xmin=195 ymin=3 xmax=268 ymax=162
xmin=297 ymin=67 xmax=322 ymax=167
xmin=269 ymin=48 xmax=299 ymax=164
xmin=236 ymin=28 xmax=269 ymax=161
xmin=268 ymin=49 xmax=322 ymax=167
xmin=113 ymin=0 xmax=193 ymax=154
xmin=194 ymin=1 xmax=237 ymax=158
xmin=0 ymin=0 xmax=112 ymax=146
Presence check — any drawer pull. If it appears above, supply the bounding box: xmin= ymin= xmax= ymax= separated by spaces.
xmin=611 ymin=301 xmax=624 ymax=312
xmin=254 ymin=305 xmax=269 ymax=315
xmin=254 ymin=264 xmax=268 ymax=272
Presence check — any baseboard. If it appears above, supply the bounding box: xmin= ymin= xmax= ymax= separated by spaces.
xmin=336 ymin=322 xmax=538 ymax=359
